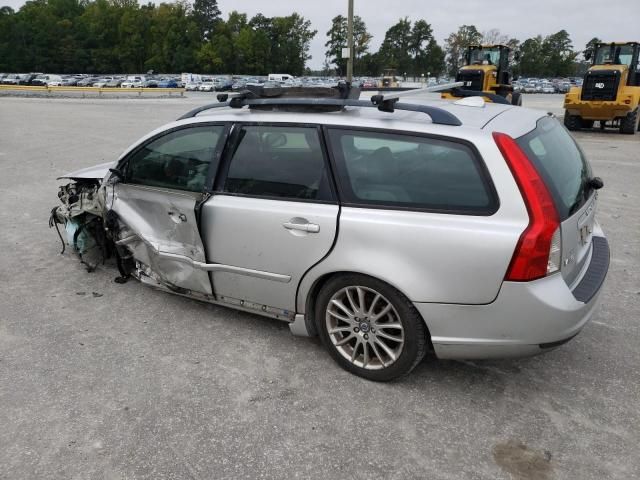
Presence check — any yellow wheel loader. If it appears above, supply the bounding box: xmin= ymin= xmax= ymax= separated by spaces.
xmin=564 ymin=42 xmax=640 ymax=134
xmin=378 ymin=69 xmax=400 ymax=88
xmin=442 ymin=45 xmax=521 ymax=106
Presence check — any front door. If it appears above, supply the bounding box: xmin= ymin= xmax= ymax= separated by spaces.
xmin=111 ymin=124 xmax=227 ymax=295
xmin=201 ymin=124 xmax=339 ymax=312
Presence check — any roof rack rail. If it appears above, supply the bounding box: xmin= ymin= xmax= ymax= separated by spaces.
xmin=177 ymin=91 xmax=463 ymax=126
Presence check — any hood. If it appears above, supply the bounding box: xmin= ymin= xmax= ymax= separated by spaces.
xmin=57 ymin=161 xmax=115 ymax=180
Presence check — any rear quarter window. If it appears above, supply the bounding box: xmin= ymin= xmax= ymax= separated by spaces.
xmin=327 ymin=129 xmax=498 ymax=214
xmin=516 ymin=116 xmax=593 ymax=220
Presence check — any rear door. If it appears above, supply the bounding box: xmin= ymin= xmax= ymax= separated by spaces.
xmin=112 ymin=123 xmax=228 ymax=295
xmin=516 ymin=116 xmax=598 ymax=288
xmin=200 ymin=124 xmax=339 ymax=314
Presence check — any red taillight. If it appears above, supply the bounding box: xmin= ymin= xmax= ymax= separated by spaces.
xmin=493 ymin=132 xmax=560 ymax=281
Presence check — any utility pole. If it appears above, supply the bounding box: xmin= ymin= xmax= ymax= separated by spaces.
xmin=346 ymin=0 xmax=354 ymax=83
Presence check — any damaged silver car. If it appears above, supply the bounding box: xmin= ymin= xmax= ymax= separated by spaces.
xmin=51 ymin=90 xmax=609 ymax=381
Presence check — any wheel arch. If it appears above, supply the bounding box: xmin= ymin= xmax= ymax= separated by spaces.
xmin=298 ymin=270 xmax=432 ymax=342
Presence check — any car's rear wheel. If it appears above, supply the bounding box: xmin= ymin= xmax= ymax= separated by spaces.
xmin=316 ymin=274 xmax=428 ymax=381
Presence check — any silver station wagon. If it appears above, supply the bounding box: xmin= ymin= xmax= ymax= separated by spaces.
xmin=52 ymin=88 xmax=609 ymax=381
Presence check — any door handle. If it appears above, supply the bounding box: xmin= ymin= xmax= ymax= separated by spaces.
xmin=283 ymin=220 xmax=320 ymax=233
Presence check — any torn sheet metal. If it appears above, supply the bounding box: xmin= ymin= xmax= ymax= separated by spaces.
xmin=52 ymin=168 xmax=213 ymax=296
xmin=106 ymin=183 xmax=213 ymax=295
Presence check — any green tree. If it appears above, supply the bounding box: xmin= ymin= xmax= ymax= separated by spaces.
xmin=517 ymin=35 xmax=544 ymax=76
xmin=192 ymin=0 xmax=220 ymax=41
xmin=410 ymin=20 xmax=444 ymax=76
xmin=574 ymin=36 xmax=601 ymax=75
xmin=358 ymin=52 xmax=381 ymax=76
xmin=145 ymin=1 xmax=199 ymax=73
xmin=541 ymin=30 xmax=577 ymax=76
xmin=324 ymin=14 xmax=371 ymax=76
xmin=585 ymin=37 xmax=601 ymax=58
xmin=444 ymin=24 xmax=482 ymax=76
xmin=268 ymin=13 xmax=316 ymax=75
xmin=421 ymin=39 xmax=445 ymax=77
xmin=378 ymin=17 xmax=413 ymax=75
xmin=0 ymin=7 xmax=17 ymax=71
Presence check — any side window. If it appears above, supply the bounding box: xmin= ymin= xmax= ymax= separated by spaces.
xmin=327 ymin=129 xmax=496 ymax=214
xmin=126 ymin=126 xmax=224 ymax=192
xmin=223 ymin=126 xmax=333 ymax=201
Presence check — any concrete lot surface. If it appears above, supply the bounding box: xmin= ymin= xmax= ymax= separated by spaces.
xmin=0 ymin=94 xmax=638 ymax=479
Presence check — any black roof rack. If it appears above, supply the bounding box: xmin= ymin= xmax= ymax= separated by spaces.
xmin=177 ymin=88 xmax=463 ymax=127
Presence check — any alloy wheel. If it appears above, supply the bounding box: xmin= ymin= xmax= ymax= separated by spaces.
xmin=325 ymin=286 xmax=405 ymax=370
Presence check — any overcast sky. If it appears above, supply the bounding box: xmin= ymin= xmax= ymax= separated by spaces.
xmin=3 ymin=0 xmax=638 ymax=69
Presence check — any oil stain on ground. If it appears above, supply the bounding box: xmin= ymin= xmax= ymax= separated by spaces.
xmin=493 ymin=440 xmax=553 ymax=480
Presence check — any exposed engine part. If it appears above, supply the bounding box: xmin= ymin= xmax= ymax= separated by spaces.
xmin=50 ymin=179 xmax=114 ymax=272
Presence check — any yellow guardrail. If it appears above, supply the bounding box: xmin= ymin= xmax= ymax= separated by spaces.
xmin=0 ymin=84 xmax=185 ymax=96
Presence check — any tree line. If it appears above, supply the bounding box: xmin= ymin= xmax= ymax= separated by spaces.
xmin=0 ymin=0 xmax=594 ymax=78
xmin=0 ymin=0 xmax=316 ymax=75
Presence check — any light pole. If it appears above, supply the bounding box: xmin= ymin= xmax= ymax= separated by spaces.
xmin=346 ymin=0 xmax=354 ymax=83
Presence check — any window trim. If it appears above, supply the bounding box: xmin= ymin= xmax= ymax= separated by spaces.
xmin=117 ymin=122 xmax=231 ymax=193
xmin=323 ymin=125 xmax=500 ymax=216
xmin=213 ymin=122 xmax=339 ymax=205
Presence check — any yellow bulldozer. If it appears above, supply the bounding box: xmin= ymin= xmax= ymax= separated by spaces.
xmin=564 ymin=42 xmax=640 ymax=134
xmin=442 ymin=44 xmax=521 ymax=106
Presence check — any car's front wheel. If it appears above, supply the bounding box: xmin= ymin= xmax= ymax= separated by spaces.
xmin=316 ymin=274 xmax=428 ymax=381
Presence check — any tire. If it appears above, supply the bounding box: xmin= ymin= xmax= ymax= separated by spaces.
xmin=564 ymin=110 xmax=583 ymax=131
xmin=511 ymin=92 xmax=522 ymax=106
xmin=582 ymin=120 xmax=594 ymax=129
xmin=620 ymin=108 xmax=639 ymax=135
xmin=315 ymin=274 xmax=428 ymax=382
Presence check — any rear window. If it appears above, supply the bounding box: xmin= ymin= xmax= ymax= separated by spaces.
xmin=327 ymin=129 xmax=497 ymax=214
xmin=517 ymin=117 xmax=593 ymax=220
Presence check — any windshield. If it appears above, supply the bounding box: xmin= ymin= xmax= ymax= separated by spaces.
xmin=468 ymin=48 xmax=501 ymax=66
xmin=594 ymin=44 xmax=635 ymax=66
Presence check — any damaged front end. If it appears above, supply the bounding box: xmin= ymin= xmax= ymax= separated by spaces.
xmin=50 ymin=166 xmax=212 ymax=294
xmin=50 ymin=172 xmax=135 ymax=281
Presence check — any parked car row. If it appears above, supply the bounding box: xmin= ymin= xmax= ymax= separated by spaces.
xmin=514 ymin=77 xmax=583 ymax=94
xmin=184 ymin=76 xmax=346 ymax=93
xmin=1 ymin=72 xmax=460 ymax=93
xmin=0 ymin=73 xmax=184 ymax=88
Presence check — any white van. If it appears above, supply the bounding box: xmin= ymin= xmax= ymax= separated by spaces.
xmin=43 ymin=74 xmax=64 ymax=86
xmin=122 ymin=75 xmax=146 ymax=88
xmin=268 ymin=74 xmax=294 ymax=82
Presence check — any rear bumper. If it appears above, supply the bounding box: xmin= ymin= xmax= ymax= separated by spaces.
xmin=416 ymin=235 xmax=610 ymax=360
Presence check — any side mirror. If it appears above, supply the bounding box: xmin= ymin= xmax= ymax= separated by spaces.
xmin=584 ymin=49 xmax=592 ymax=61
xmin=109 ymin=168 xmax=125 ymax=181
xmin=589 ymin=177 xmax=604 ymax=190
